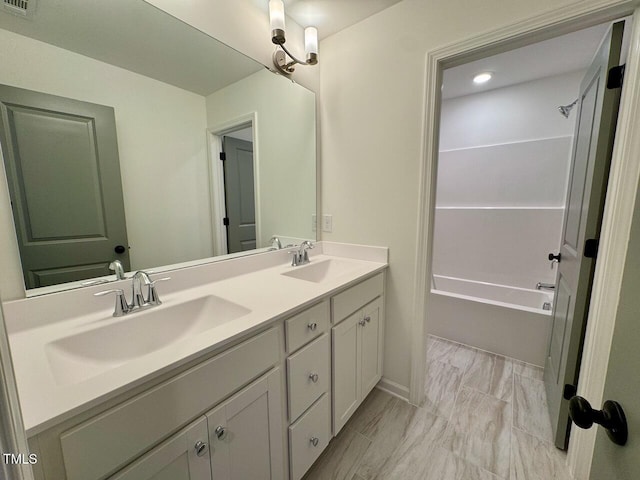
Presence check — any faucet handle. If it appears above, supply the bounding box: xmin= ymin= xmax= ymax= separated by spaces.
xmin=147 ymin=277 xmax=171 ymax=306
xmin=94 ymin=289 xmax=130 ymax=317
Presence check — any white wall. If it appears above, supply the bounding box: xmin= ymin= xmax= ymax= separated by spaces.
xmin=319 ymin=0 xmax=582 ymax=393
xmin=433 ymin=72 xmax=581 ymax=289
xmin=0 ymin=29 xmax=211 ymax=299
xmin=440 ymin=71 xmax=583 ymax=150
xmin=206 ymin=70 xmax=316 ymax=247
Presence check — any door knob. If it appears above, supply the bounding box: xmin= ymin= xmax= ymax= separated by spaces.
xmin=568 ymin=396 xmax=628 ymax=446
xmin=548 ymin=252 xmax=561 ymax=262
xmin=114 ymin=245 xmax=126 ymax=254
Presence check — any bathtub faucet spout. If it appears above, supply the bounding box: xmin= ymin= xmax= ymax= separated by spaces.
xmin=536 ymin=282 xmax=555 ymax=290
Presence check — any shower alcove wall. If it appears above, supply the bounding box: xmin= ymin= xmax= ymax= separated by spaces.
xmin=428 ymin=71 xmax=580 ymax=365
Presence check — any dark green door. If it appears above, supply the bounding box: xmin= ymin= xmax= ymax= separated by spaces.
xmin=222 ymin=136 xmax=256 ymax=254
xmin=544 ymin=21 xmax=624 ymax=449
xmin=0 ymin=85 xmax=130 ymax=289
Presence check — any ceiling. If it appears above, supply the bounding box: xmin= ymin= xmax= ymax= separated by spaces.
xmin=442 ymin=22 xmax=612 ymax=99
xmin=284 ymin=0 xmax=403 ymax=39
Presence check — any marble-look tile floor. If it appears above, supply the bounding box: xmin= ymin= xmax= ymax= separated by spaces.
xmin=303 ymin=336 xmax=572 ymax=480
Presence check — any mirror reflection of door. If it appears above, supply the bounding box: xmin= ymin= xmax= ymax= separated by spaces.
xmin=222 ymin=133 xmax=256 ymax=254
xmin=0 ymin=84 xmax=130 ymax=289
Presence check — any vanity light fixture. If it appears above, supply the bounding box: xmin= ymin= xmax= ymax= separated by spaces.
xmin=269 ymin=0 xmax=318 ymax=75
xmin=473 ymin=72 xmax=493 ymax=84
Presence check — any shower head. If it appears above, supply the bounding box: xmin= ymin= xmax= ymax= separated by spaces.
xmin=558 ymin=99 xmax=579 ymax=118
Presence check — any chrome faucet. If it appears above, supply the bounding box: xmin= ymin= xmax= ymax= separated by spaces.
xmin=132 ymin=271 xmax=153 ymax=307
xmin=94 ymin=271 xmax=170 ymax=317
xmin=289 ymin=241 xmax=314 ymax=266
xmin=536 ymin=282 xmax=555 ymax=290
xmin=269 ymin=236 xmax=283 ymax=250
xmin=109 ymin=260 xmax=126 ymax=280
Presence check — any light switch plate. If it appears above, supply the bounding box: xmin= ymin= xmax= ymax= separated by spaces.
xmin=322 ymin=214 xmax=333 ymax=233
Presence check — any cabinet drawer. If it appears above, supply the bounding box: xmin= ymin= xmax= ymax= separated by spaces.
xmin=285 ymin=300 xmax=329 ymax=353
xmin=60 ymin=328 xmax=280 ymax=480
xmin=288 ymin=394 xmax=330 ymax=480
xmin=287 ymin=334 xmax=329 ymax=421
xmin=332 ymin=273 xmax=383 ymax=323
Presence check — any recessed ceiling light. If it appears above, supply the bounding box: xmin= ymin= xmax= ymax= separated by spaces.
xmin=473 ymin=72 xmax=493 ymax=84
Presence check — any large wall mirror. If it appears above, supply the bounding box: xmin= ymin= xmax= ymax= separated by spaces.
xmin=0 ymin=0 xmax=316 ymax=296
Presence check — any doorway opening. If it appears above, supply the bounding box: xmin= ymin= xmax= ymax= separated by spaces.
xmin=208 ymin=117 xmax=258 ymax=256
xmin=422 ymin=14 xmax=630 ymax=469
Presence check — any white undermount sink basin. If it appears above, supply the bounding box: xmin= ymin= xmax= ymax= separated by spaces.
xmin=281 ymin=259 xmax=360 ymax=283
xmin=45 ymin=295 xmax=250 ymax=386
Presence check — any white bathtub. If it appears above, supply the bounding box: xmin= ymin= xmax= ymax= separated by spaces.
xmin=428 ymin=275 xmax=553 ymax=365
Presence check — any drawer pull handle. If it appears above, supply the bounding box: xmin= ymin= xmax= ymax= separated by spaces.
xmin=359 ymin=319 xmax=366 ymax=326
xmin=364 ymin=316 xmax=371 ymax=323
xmin=310 ymin=436 xmax=319 ymax=447
xmin=194 ymin=441 xmax=208 ymax=457
xmin=308 ymin=322 xmax=318 ymax=331
xmin=309 ymin=373 xmax=319 ymax=383
xmin=215 ymin=426 xmax=227 ymax=440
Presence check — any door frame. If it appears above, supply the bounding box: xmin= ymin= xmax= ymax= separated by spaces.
xmin=207 ymin=112 xmax=261 ymax=256
xmin=411 ymin=2 xmax=640 ymax=479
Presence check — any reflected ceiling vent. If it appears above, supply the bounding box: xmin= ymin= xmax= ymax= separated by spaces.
xmin=2 ymin=0 xmax=36 ymax=19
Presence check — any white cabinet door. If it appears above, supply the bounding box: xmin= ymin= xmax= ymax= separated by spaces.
xmin=109 ymin=416 xmax=211 ymax=480
xmin=206 ymin=368 xmax=284 ymax=480
xmin=332 ymin=310 xmax=361 ymax=434
xmin=360 ymin=298 xmax=382 ymax=398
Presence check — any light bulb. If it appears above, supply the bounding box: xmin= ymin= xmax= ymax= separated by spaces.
xmin=305 ymin=27 xmax=318 ymax=64
xmin=473 ymin=72 xmax=493 ymax=84
xmin=269 ymin=0 xmax=286 ymax=44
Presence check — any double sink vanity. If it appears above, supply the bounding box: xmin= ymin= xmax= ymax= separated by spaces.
xmin=3 ymin=242 xmax=388 ymax=480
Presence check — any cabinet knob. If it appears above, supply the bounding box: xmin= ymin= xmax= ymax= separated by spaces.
xmin=215 ymin=426 xmax=227 ymax=440
xmin=308 ymin=322 xmax=317 ymax=331
xmin=194 ymin=441 xmax=208 ymax=457
xmin=364 ymin=316 xmax=371 ymax=323
xmin=309 ymin=373 xmax=319 ymax=383
xmin=310 ymin=436 xmax=319 ymax=447
xmin=359 ymin=319 xmax=366 ymax=326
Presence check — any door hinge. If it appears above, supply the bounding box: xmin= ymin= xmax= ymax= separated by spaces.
xmin=563 ymin=384 xmax=577 ymax=400
xmin=223 ymin=217 xmax=229 ymax=226
xmin=584 ymin=238 xmax=599 ymax=259
xmin=219 ymin=152 xmax=226 ymax=161
xmin=607 ymin=64 xmax=625 ymax=89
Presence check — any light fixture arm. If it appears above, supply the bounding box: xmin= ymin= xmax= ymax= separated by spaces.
xmin=273 ymin=43 xmax=317 ymax=75
xmin=279 ymin=42 xmax=307 ymax=67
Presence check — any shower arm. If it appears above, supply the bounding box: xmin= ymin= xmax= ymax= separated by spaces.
xmin=558 ymin=98 xmax=579 ymax=118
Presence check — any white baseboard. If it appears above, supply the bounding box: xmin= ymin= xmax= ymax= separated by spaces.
xmin=376 ymin=377 xmax=410 ymax=402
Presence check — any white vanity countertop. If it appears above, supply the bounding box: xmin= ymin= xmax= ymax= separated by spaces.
xmin=3 ymin=242 xmax=387 ymax=436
